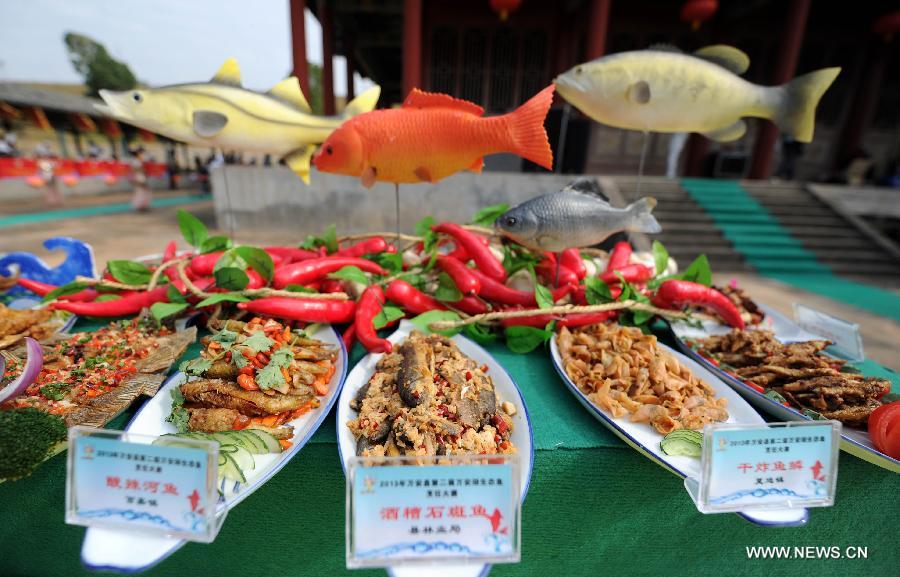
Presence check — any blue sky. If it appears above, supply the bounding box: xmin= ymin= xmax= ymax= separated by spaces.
xmin=0 ymin=0 xmax=369 ymax=95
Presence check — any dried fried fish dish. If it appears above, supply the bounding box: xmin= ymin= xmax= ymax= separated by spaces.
xmin=348 ymin=331 xmax=516 ymax=457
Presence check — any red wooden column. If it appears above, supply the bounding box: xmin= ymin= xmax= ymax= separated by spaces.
xmin=345 ymin=38 xmax=355 ymax=100
xmin=320 ymin=0 xmax=336 ymax=115
xmin=289 ymin=0 xmax=310 ymax=100
xmin=748 ymin=0 xmax=811 ymax=179
xmin=403 ymin=0 xmax=422 ymax=96
xmin=585 ymin=0 xmax=611 ymax=59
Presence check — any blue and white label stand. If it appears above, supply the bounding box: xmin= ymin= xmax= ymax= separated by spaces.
xmin=346 ymin=454 xmax=521 ymax=569
xmin=66 ymin=426 xmax=225 ymax=543
xmin=684 ymin=421 xmax=841 ymax=514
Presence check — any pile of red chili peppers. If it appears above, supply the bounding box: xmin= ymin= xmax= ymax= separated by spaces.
xmin=20 ymin=222 xmax=745 ymax=354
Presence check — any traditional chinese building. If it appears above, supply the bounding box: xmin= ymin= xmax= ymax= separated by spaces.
xmin=293 ymin=0 xmax=900 ymax=183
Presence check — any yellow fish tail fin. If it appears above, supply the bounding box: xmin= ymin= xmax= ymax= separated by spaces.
xmin=776 ymin=67 xmax=840 ymax=143
xmin=342 ymin=85 xmax=381 ymax=118
xmin=284 ymin=145 xmax=315 ymax=184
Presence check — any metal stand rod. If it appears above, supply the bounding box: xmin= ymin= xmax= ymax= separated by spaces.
xmin=634 ymin=131 xmax=649 ymax=200
xmin=394 ymin=183 xmax=401 ymax=247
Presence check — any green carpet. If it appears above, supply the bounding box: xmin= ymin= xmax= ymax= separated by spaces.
xmin=681 ymin=178 xmax=900 ymax=321
xmin=0 ymin=194 xmax=209 ymax=229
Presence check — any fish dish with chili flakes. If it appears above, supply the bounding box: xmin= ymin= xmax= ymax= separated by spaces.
xmin=348 ymin=330 xmax=517 ymax=457
xmin=173 ymin=317 xmax=338 ymax=446
xmin=1 ymin=319 xmax=196 ymax=427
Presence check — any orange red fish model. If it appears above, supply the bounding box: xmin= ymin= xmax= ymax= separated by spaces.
xmin=312 ymin=85 xmax=555 ymax=187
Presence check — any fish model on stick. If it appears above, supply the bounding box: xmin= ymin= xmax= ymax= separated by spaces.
xmin=311 ymin=85 xmax=556 ymax=186
xmin=495 ymin=178 xmax=661 ymax=252
xmin=555 ymin=45 xmax=839 ymax=143
xmin=96 ymin=58 xmax=381 ymax=183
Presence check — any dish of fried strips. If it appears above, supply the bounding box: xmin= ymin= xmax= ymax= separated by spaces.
xmin=557 ymin=323 xmax=729 ymax=435
xmin=694 ymin=330 xmax=889 ymax=426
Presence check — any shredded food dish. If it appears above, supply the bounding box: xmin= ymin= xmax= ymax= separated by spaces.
xmin=0 ymin=304 xmax=66 ymax=349
xmin=557 ymin=323 xmax=729 ymax=434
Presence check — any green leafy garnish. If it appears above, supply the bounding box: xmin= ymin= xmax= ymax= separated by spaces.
xmin=39 ymin=382 xmax=71 ymax=401
xmin=108 ymin=260 xmax=153 ymax=285
xmin=328 ymin=265 xmax=370 ymax=286
xmin=210 ymin=329 xmax=239 ymax=344
xmin=652 ymin=240 xmax=669 ymax=275
xmin=434 ymin=271 xmax=463 ymax=302
xmin=41 ymin=281 xmax=88 ymax=303
xmin=764 ymin=389 xmax=787 ymax=404
xmin=166 ymin=284 xmax=187 ymax=304
xmin=470 ymin=203 xmax=508 ymax=227
xmin=285 ymin=284 xmax=317 ymax=293
xmin=94 ymin=294 xmax=121 ymax=302
xmin=463 ymin=323 xmax=498 ymax=345
xmin=199 ymin=235 xmax=232 ymax=254
xmin=242 ymin=332 xmax=275 ymax=353
xmin=504 ymin=325 xmax=552 ymax=354
xmin=374 ymin=305 xmax=405 ymax=329
xmin=300 ymin=224 xmax=339 ymax=254
xmin=415 ymin=216 xmax=438 ymax=255
xmin=150 ymin=302 xmax=189 ymax=322
xmin=676 ymin=254 xmax=712 ymax=287
xmin=584 ymin=277 xmax=613 ymax=305
xmin=376 ymin=252 xmax=403 ymax=274
xmin=165 ymin=388 xmax=190 ymax=433
xmin=502 ymin=244 xmax=541 ymax=277
xmin=214 ymin=267 xmax=249 ymax=291
xmin=234 ymin=246 xmax=274 ymax=283
xmin=177 ymin=209 xmax=208 ymax=248
xmin=179 ymin=357 xmax=212 ymax=377
xmin=535 ymin=284 xmax=553 ymax=309
xmin=214 ymin=249 xmax=247 ymax=272
xmin=256 ymin=363 xmax=285 ymax=390
xmin=410 ymin=310 xmax=462 ymax=336
xmin=269 ymin=347 xmax=294 ymax=368
xmin=196 ymin=293 xmax=249 ymax=307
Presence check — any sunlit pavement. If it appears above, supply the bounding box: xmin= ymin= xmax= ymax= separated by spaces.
xmin=2 ymin=190 xmax=898 ymax=371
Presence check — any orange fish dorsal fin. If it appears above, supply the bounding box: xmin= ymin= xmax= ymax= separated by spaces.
xmin=402 ymin=89 xmax=484 ymax=116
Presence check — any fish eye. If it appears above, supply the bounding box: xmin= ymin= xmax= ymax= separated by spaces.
xmin=132 ymin=92 xmax=142 ymax=103
xmin=505 ymin=216 xmax=518 ymax=227
xmin=325 ymin=145 xmax=333 ymax=155
xmin=574 ymin=66 xmax=583 ymax=75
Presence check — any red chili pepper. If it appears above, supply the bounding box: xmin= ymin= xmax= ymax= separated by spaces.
xmin=453 ymin=295 xmax=491 ymax=315
xmin=560 ymin=248 xmax=586 ymax=279
xmin=652 ymin=280 xmax=746 ymax=329
xmin=436 ymin=256 xmax=481 ymax=295
xmin=599 ymin=263 xmax=653 ymax=284
xmin=264 ymin=246 xmax=322 ymax=265
xmin=50 ymin=286 xmax=168 ymax=317
xmin=469 ymin=268 xmax=571 ymax=307
xmin=342 ymin=324 xmax=357 ymax=350
xmin=189 ymin=252 xmax=224 ymax=277
xmin=536 ymin=254 xmax=579 ymax=287
xmin=15 ymin=278 xmax=98 ymax=302
xmin=273 ymin=256 xmax=386 ymax=288
xmin=355 ymin=285 xmax=392 ymax=354
xmin=236 ymin=297 xmax=356 ymax=323
xmin=320 ymin=279 xmax=345 ymax=294
xmin=336 ymin=237 xmax=388 ymax=258
xmin=446 ymin=234 xmax=488 ymax=262
xmin=160 ymin=241 xmax=189 ymax=294
xmin=246 ymin=268 xmax=266 ymax=289
xmin=385 ymin=280 xmax=446 ymax=315
xmin=606 ymin=241 xmax=633 ymax=272
xmin=432 ymin=222 xmax=506 ymax=282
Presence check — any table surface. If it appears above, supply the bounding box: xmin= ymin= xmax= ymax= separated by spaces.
xmin=1 ymin=320 xmax=897 ymax=577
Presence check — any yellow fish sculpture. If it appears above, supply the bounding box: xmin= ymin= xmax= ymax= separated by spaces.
xmin=96 ymin=59 xmax=380 ymax=182
xmin=555 ymin=45 xmax=839 ymax=143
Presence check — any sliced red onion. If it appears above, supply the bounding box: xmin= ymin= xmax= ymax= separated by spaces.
xmin=0 ymin=337 xmax=43 ymax=403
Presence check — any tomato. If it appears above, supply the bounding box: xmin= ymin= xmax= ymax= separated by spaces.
xmin=883 ymin=418 xmax=900 ymax=460
xmin=867 ymin=401 xmax=900 ymax=452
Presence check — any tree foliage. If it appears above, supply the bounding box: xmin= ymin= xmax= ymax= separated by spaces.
xmin=306 ymin=62 xmax=324 ymax=115
xmin=64 ymin=32 xmax=137 ymax=96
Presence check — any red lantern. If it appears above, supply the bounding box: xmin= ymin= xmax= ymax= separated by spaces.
xmin=680 ymin=0 xmax=718 ymax=30
xmin=490 ymin=0 xmax=521 ymax=21
xmin=873 ymin=11 xmax=900 ymax=42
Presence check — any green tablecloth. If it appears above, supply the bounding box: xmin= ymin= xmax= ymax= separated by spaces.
xmin=1 ymin=322 xmax=897 ymax=577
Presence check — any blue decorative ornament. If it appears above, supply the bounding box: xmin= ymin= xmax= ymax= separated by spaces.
xmin=0 ymin=237 xmax=96 ymax=300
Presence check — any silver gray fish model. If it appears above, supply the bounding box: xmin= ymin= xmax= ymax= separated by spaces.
xmin=495 ymin=180 xmax=661 ymax=252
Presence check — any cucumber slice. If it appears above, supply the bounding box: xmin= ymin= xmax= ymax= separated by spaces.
xmin=219 ymin=451 xmax=246 ymax=483
xmin=223 ymin=444 xmax=255 ymax=471
xmin=660 ymin=429 xmax=703 ymax=458
xmin=242 ymin=428 xmax=283 ymax=453
xmin=231 ymin=430 xmax=268 ymax=454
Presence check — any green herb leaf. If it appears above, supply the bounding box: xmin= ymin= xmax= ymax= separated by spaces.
xmin=243 ymin=332 xmax=275 ymax=353
xmin=150 ymin=302 xmax=189 ymax=322
xmin=211 ymin=329 xmax=239 ymax=344
xmin=40 ymin=382 xmax=71 ymax=401
xmin=94 ymin=294 xmax=122 ymax=302
xmin=470 ymin=203 xmax=509 ymax=227
xmin=213 ymin=267 xmax=249 ymax=291
xmin=196 ymin=292 xmax=249 ymax=307
xmin=199 ymin=235 xmax=232 ymax=254
xmin=584 ymin=277 xmax=613 ymax=305
xmin=231 ymin=351 xmax=249 ymax=369
xmin=535 ymin=284 xmax=553 ymax=309
xmin=165 ymin=388 xmax=190 ymax=433
xmin=652 ymin=240 xmax=669 ymax=276
xmin=213 ymin=249 xmax=247 ymax=273
xmin=411 ymin=310 xmax=462 ymax=336
xmin=256 ymin=363 xmax=285 ymax=390
xmin=434 ymin=271 xmax=463 ymax=302
xmin=234 ymin=246 xmax=274 ymax=283
xmin=504 ymin=325 xmax=552 ymax=354
xmin=415 ymin=216 xmax=438 ymax=255
xmin=802 ymin=408 xmax=827 ymax=421
xmin=463 ymin=323 xmax=498 ymax=345
xmin=285 ymin=284 xmax=317 ymax=293
xmin=677 ymin=254 xmax=712 ymax=287
xmin=373 ymin=304 xmax=405 ymax=329
xmin=108 ymin=260 xmax=153 ymax=285
xmin=376 ymin=252 xmax=403 ymax=274
xmin=328 ymin=265 xmax=369 ymax=286
xmin=179 ymin=357 xmax=212 ymax=376
xmin=301 ymin=225 xmax=340 ymax=254
xmin=166 ymin=285 xmax=186 ymax=304
xmin=764 ymin=389 xmax=787 ymax=403
xmin=269 ymin=347 xmax=294 ymax=368
xmin=42 ymin=281 xmax=88 ymax=303
xmin=177 ymin=209 xmax=208 ymax=248
xmin=502 ymin=244 xmax=541 ymax=276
